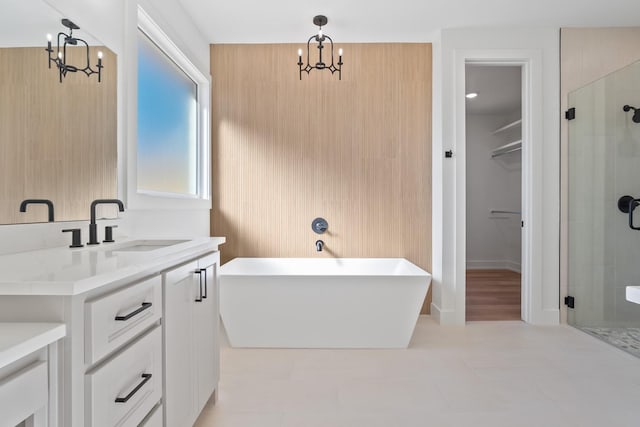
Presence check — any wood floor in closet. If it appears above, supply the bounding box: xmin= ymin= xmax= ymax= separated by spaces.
xmin=466 ymin=269 xmax=521 ymax=321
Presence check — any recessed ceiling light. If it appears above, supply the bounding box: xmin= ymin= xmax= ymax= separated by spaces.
xmin=466 ymin=92 xmax=478 ymax=99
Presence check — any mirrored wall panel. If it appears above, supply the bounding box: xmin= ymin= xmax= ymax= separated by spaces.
xmin=0 ymin=0 xmax=117 ymax=224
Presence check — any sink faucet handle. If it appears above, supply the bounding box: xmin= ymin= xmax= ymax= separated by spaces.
xmin=103 ymin=225 xmax=118 ymax=243
xmin=62 ymin=229 xmax=84 ymax=248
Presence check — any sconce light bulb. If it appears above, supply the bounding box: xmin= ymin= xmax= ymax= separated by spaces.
xmin=339 ymin=48 xmax=343 ymax=56
xmin=298 ymin=48 xmax=302 ymax=57
xmin=46 ymin=33 xmax=52 ymax=42
xmin=98 ymin=51 xmax=103 ymax=59
xmin=318 ymin=28 xmax=323 ymax=38
xmin=57 ymin=51 xmax=63 ymax=59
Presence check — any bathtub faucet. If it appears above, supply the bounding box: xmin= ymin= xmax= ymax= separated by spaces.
xmin=315 ymin=240 xmax=324 ymax=252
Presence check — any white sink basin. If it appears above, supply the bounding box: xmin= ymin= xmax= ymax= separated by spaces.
xmin=108 ymin=240 xmax=189 ymax=253
xmin=626 ymin=286 xmax=640 ymax=305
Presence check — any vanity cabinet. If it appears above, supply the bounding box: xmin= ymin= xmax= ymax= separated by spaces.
xmin=0 ymin=237 xmax=224 ymax=427
xmin=164 ymin=253 xmax=220 ymax=427
xmin=83 ymin=276 xmax=163 ymax=427
xmin=0 ymin=323 xmax=65 ymax=427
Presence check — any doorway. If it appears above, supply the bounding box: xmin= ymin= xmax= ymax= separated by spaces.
xmin=465 ymin=64 xmax=523 ymax=321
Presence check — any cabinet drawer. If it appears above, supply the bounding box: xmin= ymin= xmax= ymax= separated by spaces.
xmin=139 ymin=404 xmax=163 ymax=427
xmin=86 ymin=326 xmax=162 ymax=427
xmin=0 ymin=361 xmax=47 ymax=427
xmin=85 ymin=275 xmax=162 ymax=364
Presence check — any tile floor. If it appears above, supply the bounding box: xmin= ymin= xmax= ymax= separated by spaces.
xmin=581 ymin=326 xmax=640 ymax=358
xmin=195 ymin=317 xmax=640 ymax=427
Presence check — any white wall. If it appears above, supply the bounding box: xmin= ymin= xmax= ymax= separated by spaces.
xmin=466 ymin=112 xmax=522 ymax=272
xmin=432 ymin=28 xmax=560 ymax=325
xmin=0 ymin=0 xmax=212 ymax=256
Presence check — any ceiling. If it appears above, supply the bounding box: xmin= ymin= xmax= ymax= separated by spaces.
xmin=0 ymin=0 xmax=101 ymax=47
xmin=178 ymin=0 xmax=640 ymax=43
xmin=465 ymin=65 xmax=521 ymax=115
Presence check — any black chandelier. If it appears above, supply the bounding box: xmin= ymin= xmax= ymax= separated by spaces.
xmin=46 ymin=19 xmax=103 ymax=83
xmin=297 ymin=15 xmax=343 ymax=80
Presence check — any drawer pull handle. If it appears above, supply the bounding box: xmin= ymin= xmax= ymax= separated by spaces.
xmin=115 ymin=373 xmax=152 ymax=403
xmin=114 ymin=302 xmax=152 ymax=321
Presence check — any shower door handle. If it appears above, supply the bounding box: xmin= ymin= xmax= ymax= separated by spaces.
xmin=618 ymin=195 xmax=640 ymax=230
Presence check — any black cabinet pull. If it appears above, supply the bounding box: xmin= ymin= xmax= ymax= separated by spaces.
xmin=194 ymin=270 xmax=203 ymax=302
xmin=114 ymin=302 xmax=152 ymax=321
xmin=201 ymin=268 xmax=208 ymax=299
xmin=114 ymin=373 xmax=152 ymax=403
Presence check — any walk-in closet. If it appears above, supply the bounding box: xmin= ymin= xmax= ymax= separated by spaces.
xmin=465 ymin=64 xmax=523 ymax=321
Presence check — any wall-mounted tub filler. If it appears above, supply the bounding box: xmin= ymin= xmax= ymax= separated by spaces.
xmin=312 ymin=217 xmax=328 ymax=234
xmin=315 ymin=240 xmax=324 ymax=252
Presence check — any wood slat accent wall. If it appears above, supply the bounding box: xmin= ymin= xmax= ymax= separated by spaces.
xmin=211 ymin=43 xmax=433 ymax=312
xmin=0 ymin=47 xmax=117 ymax=224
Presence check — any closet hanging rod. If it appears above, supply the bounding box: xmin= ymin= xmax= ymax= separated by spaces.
xmin=490 ymin=210 xmax=521 ymax=215
xmin=491 ymin=146 xmax=522 ymax=158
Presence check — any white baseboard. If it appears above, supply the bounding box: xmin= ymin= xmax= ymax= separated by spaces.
xmin=430 ymin=303 xmax=465 ymax=325
xmin=529 ymin=308 xmax=560 ymax=325
xmin=467 ymin=260 xmax=521 ymax=273
xmin=505 ymin=260 xmax=521 ymax=273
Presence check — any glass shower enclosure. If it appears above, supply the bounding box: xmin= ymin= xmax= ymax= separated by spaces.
xmin=568 ymin=59 xmax=640 ymax=356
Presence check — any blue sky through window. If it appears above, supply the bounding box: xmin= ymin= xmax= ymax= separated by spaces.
xmin=137 ymin=30 xmax=197 ymax=196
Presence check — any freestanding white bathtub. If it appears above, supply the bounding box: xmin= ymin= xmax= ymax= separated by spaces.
xmin=219 ymin=258 xmax=431 ymax=348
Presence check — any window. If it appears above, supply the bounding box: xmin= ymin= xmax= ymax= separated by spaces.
xmin=135 ymin=7 xmax=210 ymax=203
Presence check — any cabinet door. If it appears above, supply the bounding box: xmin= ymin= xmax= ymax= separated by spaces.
xmin=164 ymin=261 xmax=199 ymax=427
xmin=194 ymin=254 xmax=220 ymax=413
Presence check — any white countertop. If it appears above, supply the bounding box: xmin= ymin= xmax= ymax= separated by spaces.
xmin=0 ymin=237 xmax=225 ymax=296
xmin=626 ymin=286 xmax=640 ymax=305
xmin=0 ymin=323 xmax=66 ymax=369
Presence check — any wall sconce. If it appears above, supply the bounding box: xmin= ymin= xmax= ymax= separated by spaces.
xmin=297 ymin=15 xmax=343 ymax=81
xmin=46 ymin=18 xmax=103 ymax=83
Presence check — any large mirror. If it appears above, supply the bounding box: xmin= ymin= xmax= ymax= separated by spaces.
xmin=0 ymin=0 xmax=117 ymax=225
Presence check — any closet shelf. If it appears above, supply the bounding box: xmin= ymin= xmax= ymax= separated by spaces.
xmin=492 ymin=119 xmax=522 ymax=134
xmin=491 ymin=140 xmax=522 ymax=158
xmin=490 ymin=210 xmax=521 ymax=215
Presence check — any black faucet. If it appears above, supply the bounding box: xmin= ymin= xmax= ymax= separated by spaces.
xmin=19 ymin=199 xmax=54 ymax=222
xmin=315 ymin=240 xmax=324 ymax=252
xmin=88 ymin=199 xmax=124 ymax=245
